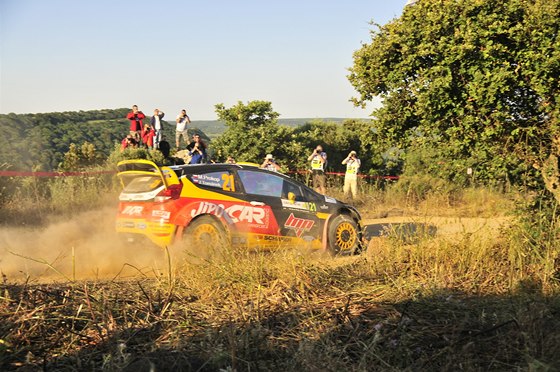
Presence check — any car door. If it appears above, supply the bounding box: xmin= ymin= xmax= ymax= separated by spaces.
xmin=235 ymin=169 xmax=283 ymax=237
xmin=236 ymin=169 xmax=322 ymax=246
xmin=277 ymin=177 xmax=323 ymax=245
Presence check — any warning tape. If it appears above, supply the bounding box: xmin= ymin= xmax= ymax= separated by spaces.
xmin=0 ymin=168 xmax=398 ymax=180
xmin=288 ymin=170 xmax=399 ymax=180
xmin=0 ymin=170 xmax=116 ymax=177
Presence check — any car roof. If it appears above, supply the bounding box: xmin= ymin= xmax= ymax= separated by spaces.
xmin=169 ymin=163 xmax=315 ymax=192
xmin=169 ymin=163 xmax=264 ymax=175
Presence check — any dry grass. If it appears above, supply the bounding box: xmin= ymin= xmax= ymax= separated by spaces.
xmin=2 ymin=248 xmax=559 ymax=371
xmin=0 ymin=173 xmax=118 ymax=226
xmin=1 ymin=186 xmax=560 ymax=370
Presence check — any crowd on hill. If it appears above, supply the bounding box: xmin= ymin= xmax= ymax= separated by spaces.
xmin=121 ymin=104 xmax=362 ymax=200
xmin=120 ymin=104 xmax=207 ymax=165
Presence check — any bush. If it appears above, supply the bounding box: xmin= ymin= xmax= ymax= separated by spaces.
xmin=48 ymin=172 xmax=115 ymax=213
xmin=106 ymin=144 xmax=165 ymax=166
xmin=0 ymin=168 xmax=117 ymax=225
xmin=388 ymin=174 xmax=463 ymax=205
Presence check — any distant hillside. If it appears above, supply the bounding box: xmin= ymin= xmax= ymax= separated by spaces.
xmin=190 ymin=120 xmax=225 ymax=139
xmin=0 ymin=108 xmax=360 ymax=171
xmin=194 ymin=118 xmax=351 ymax=139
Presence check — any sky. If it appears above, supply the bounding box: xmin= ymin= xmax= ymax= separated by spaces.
xmin=0 ymin=0 xmax=408 ymax=120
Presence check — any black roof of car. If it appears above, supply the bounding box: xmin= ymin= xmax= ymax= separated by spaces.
xmin=169 ymin=163 xmax=254 ymax=171
xmin=170 ymin=163 xmax=278 ymax=177
xmin=170 ymin=163 xmax=325 ymax=197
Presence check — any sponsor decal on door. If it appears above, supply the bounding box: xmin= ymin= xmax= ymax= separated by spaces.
xmin=284 ymin=213 xmax=315 ymax=237
xmin=190 ymin=201 xmax=269 ymax=228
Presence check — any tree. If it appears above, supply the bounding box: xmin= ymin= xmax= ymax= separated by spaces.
xmin=0 ymin=108 xmax=130 ymax=171
xmin=348 ymin=0 xmax=560 ymax=198
xmin=211 ymin=101 xmax=288 ymax=164
xmin=58 ymin=142 xmax=102 ymax=171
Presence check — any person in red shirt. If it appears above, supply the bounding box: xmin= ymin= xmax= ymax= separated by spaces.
xmin=141 ymin=123 xmax=156 ymax=150
xmin=121 ymin=134 xmax=138 ymax=151
xmin=126 ymin=105 xmax=146 ymax=142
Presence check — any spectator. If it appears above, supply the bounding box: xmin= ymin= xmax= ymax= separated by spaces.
xmin=175 ymin=109 xmax=191 ymax=149
xmin=158 ymin=140 xmax=185 ymax=165
xmin=121 ymin=134 xmax=138 ymax=151
xmin=186 ymin=134 xmax=207 ymax=164
xmin=342 ymin=150 xmax=361 ymax=201
xmin=141 ymin=123 xmax=156 ymax=150
xmin=150 ymin=108 xmax=165 ymax=149
xmin=261 ymin=154 xmax=281 ymax=172
xmin=307 ymin=144 xmax=327 ymax=194
xmin=126 ymin=105 xmax=146 ymax=142
xmin=226 ymin=156 xmax=236 ymax=164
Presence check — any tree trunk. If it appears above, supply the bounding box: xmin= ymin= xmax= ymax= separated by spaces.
xmin=541 ymin=154 xmax=560 ymax=204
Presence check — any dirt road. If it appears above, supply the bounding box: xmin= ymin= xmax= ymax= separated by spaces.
xmin=362 ymin=215 xmax=510 ymax=241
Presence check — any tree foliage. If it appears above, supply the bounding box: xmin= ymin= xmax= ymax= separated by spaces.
xmin=0 ymin=109 xmax=130 ymax=171
xmin=0 ymin=105 xmax=399 ymax=179
xmin=210 ymin=101 xmax=399 ymax=176
xmin=58 ymin=142 xmax=99 ymax=171
xmin=0 ymin=108 xmax=204 ymax=171
xmin=348 ymin=0 xmax=560 ymax=196
xmin=211 ymin=101 xmax=285 ymax=163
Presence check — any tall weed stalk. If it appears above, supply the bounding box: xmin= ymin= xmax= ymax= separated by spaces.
xmin=507 ymin=193 xmax=560 ymax=291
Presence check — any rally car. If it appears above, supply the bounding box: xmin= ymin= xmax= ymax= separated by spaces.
xmin=115 ymin=160 xmax=364 ymax=255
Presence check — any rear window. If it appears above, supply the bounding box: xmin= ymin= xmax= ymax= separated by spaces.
xmin=117 ymin=162 xmax=159 ymax=173
xmin=120 ymin=174 xmax=163 ymax=193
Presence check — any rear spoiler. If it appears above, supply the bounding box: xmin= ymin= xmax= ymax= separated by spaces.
xmin=116 ymin=159 xmax=180 ymax=190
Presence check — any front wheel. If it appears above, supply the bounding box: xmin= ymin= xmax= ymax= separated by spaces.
xmin=328 ymin=215 xmax=360 ymax=255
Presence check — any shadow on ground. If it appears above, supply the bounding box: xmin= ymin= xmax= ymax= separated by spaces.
xmin=2 ymin=277 xmax=558 ymax=371
xmin=364 ymin=222 xmax=438 ymax=242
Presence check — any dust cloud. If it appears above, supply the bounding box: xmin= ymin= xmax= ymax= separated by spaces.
xmin=0 ymin=207 xmax=172 ymax=283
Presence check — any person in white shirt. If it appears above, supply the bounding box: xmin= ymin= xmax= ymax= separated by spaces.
xmin=261 ymin=154 xmax=281 ymax=172
xmin=342 ymin=150 xmax=361 ymax=200
xmin=175 ymin=109 xmax=191 ymax=149
xmin=150 ymin=109 xmax=165 ymax=149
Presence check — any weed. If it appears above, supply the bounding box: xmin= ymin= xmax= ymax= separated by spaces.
xmin=1 ymin=173 xmax=560 ymax=370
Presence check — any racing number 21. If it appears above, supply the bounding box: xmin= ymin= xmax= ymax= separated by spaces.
xmin=222 ymin=174 xmax=235 ymax=192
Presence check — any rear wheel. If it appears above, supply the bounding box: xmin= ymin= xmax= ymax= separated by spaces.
xmin=182 ymin=216 xmax=230 ymax=259
xmin=328 ymin=215 xmax=360 ymax=255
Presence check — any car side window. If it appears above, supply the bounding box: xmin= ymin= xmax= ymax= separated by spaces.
xmin=303 ymin=187 xmax=316 ymax=201
xmin=238 ymin=170 xmax=283 ymax=197
xmin=189 ymin=170 xmax=237 ymax=192
xmin=282 ymin=179 xmax=305 ymax=201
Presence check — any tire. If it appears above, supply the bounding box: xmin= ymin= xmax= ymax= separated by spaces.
xmin=182 ymin=216 xmax=230 ymax=259
xmin=327 ymin=214 xmax=360 ymax=255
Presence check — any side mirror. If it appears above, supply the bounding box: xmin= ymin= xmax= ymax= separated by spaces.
xmin=288 ymin=192 xmax=296 ymax=203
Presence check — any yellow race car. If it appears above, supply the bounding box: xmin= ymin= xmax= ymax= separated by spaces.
xmin=116 ymin=160 xmax=364 ymax=255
